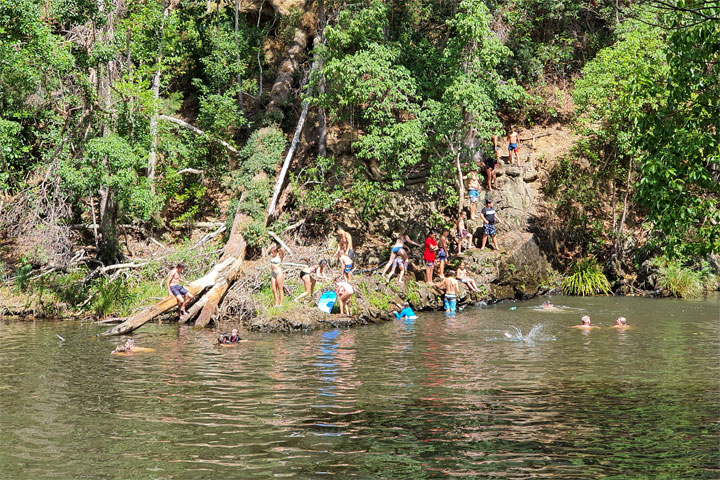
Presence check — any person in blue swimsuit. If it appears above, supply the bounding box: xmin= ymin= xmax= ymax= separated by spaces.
xmin=394 ymin=302 xmax=417 ymax=319
xmin=381 ymin=232 xmax=421 ymax=276
xmin=340 ymin=252 xmax=353 ymax=282
xmin=507 ymin=125 xmax=520 ymax=164
xmin=166 ymin=262 xmax=193 ymax=316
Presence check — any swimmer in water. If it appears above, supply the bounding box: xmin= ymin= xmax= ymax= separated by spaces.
xmin=571 ymin=315 xmax=597 ymax=329
xmin=612 ymin=316 xmax=629 ymax=329
xmin=542 ymin=300 xmax=559 ymax=311
xmin=112 ymin=338 xmax=136 ymax=353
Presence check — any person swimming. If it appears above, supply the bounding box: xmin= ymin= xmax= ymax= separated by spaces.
xmin=571 ymin=315 xmax=597 ymax=329
xmin=542 ymin=300 xmax=559 ymax=311
xmin=112 ymin=338 xmax=136 ymax=353
xmin=218 ymin=329 xmax=242 ymax=344
xmin=613 ymin=316 xmax=629 ymax=328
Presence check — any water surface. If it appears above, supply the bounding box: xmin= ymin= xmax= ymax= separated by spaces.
xmin=1 ymin=295 xmax=718 ymax=479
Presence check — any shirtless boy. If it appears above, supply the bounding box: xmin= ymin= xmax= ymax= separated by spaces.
xmin=491 ymin=134 xmax=502 ymax=161
xmin=435 ymin=270 xmax=460 ymax=313
xmin=455 ymin=211 xmax=473 ymax=255
xmin=340 ymin=252 xmax=353 ymax=282
xmin=456 ymin=261 xmax=479 ymax=293
xmin=467 ymin=172 xmax=481 ymax=219
xmin=334 ymin=226 xmax=354 ymax=260
xmin=507 ymin=125 xmax=520 ymax=164
xmin=167 ymin=263 xmax=193 ymax=316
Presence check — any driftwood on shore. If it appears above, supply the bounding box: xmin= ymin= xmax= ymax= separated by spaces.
xmin=99 ymin=257 xmax=235 ymax=336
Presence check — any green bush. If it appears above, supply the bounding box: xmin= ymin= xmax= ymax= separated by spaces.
xmin=653 ymin=259 xmax=702 ymax=298
xmin=562 ymin=257 xmax=611 ymax=296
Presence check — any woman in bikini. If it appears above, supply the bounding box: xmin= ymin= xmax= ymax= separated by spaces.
xmin=381 ymin=232 xmax=421 ymax=276
xmin=269 ymin=245 xmax=285 ymax=307
xmin=294 ymin=260 xmax=329 ymax=302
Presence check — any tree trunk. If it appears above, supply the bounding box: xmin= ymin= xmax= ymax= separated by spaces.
xmin=455 ymin=149 xmax=465 ymax=216
xmin=148 ymin=1 xmax=171 ymax=193
xmin=99 ymin=257 xmax=236 ymax=336
xmin=316 ymin=0 xmax=327 ymax=157
xmin=265 ymin=26 xmax=309 ymax=118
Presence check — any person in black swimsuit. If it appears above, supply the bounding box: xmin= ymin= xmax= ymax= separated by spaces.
xmin=294 ymin=260 xmax=329 ymax=302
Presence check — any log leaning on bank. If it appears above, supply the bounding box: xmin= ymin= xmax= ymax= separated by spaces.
xmin=99 ymin=257 xmax=235 ymax=336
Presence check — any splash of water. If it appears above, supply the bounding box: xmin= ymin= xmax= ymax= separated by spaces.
xmin=498 ymin=323 xmax=556 ymax=343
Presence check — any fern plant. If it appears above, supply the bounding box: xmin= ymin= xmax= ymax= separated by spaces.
xmin=562 ymin=257 xmax=611 ymax=296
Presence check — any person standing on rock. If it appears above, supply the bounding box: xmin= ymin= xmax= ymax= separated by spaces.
xmin=269 ymin=245 xmax=285 ymax=307
xmin=437 ymin=229 xmax=450 ymax=278
xmin=381 ymin=231 xmax=421 ymax=276
xmin=424 ymin=230 xmax=438 ymax=283
xmin=479 ymin=199 xmax=500 ymax=251
xmin=334 ymin=226 xmax=354 ymax=260
xmin=455 ymin=212 xmax=473 ymax=255
xmin=435 ymin=270 xmax=460 ymax=313
xmin=492 ymin=134 xmax=503 ymax=162
xmin=484 ymin=151 xmax=498 ymax=192
xmin=166 ymin=262 xmax=194 ymax=317
xmin=340 ymin=252 xmax=353 ymax=282
xmin=294 ymin=260 xmax=329 ymax=303
xmin=467 ymin=171 xmax=481 ymax=219
xmin=507 ymin=125 xmax=520 ymax=164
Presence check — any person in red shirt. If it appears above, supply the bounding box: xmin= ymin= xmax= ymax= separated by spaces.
xmin=424 ymin=230 xmax=438 ymax=283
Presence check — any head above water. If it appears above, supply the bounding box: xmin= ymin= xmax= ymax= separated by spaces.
xmin=616 ymin=316 xmax=627 ymax=325
xmin=581 ymin=315 xmax=591 ymax=325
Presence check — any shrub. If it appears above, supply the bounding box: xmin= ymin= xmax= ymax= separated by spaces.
xmin=654 ymin=259 xmax=702 ymax=298
xmin=562 ymin=257 xmax=611 ymax=296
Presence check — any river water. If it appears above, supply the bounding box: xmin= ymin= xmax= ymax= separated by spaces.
xmin=1 ymin=295 xmax=718 ymax=479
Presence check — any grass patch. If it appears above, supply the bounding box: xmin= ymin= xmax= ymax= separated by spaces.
xmin=653 ymin=258 xmax=702 ymax=298
xmin=562 ymin=257 xmax=611 ymax=296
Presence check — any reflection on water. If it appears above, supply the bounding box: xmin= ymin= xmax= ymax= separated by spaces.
xmin=1 ymin=295 xmax=719 ymax=479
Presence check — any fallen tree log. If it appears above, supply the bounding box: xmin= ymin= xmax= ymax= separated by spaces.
xmin=99 ymin=257 xmax=235 ymax=336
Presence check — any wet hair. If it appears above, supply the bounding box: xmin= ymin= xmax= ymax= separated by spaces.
xmin=319 ymin=259 xmax=328 ymax=267
xmin=176 ymin=262 xmax=186 ymax=269
xmin=335 ymin=225 xmax=344 ymax=233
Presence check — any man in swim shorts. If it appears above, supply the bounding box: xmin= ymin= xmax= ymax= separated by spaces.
xmin=435 ymin=270 xmax=459 ymax=313
xmin=334 ymin=226 xmax=355 ymax=260
xmin=507 ymin=125 xmax=520 ymax=164
xmin=166 ymin=263 xmax=193 ymax=316
xmin=479 ymin=198 xmax=500 ymax=251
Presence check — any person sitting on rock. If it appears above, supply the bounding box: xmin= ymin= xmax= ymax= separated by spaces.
xmin=295 ymin=260 xmax=329 ymax=302
xmin=479 ymin=198 xmax=500 ymax=251
xmin=386 ymin=251 xmax=407 ymax=284
xmin=455 ymin=212 xmax=473 ymax=255
xmin=382 ymin=231 xmax=421 ymax=276
xmin=335 ymin=279 xmax=354 ymax=316
xmin=456 ymin=261 xmax=479 ymax=293
xmin=437 ymin=229 xmax=449 ymax=278
xmin=435 ymin=270 xmax=460 ymax=313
